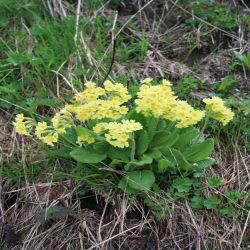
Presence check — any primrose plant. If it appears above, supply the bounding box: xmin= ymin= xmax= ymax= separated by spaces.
xmin=14 ymin=78 xmax=234 ymax=205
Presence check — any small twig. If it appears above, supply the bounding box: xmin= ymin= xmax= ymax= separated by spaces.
xmin=74 ymin=0 xmax=85 ymax=71
xmin=74 ymin=0 xmax=82 ymax=43
xmin=51 ymin=70 xmax=78 ymax=94
xmin=101 ymin=11 xmax=118 ymax=85
xmin=97 ymin=190 xmax=112 ymax=245
xmin=87 ymin=221 xmax=150 ymax=250
xmin=55 ymin=61 xmax=67 ymax=97
xmin=237 ymin=209 xmax=250 ymax=249
xmin=169 ymin=0 xmax=250 ymax=45
xmin=0 ymin=148 xmax=5 ymax=224
xmin=115 ymin=0 xmax=155 ymax=38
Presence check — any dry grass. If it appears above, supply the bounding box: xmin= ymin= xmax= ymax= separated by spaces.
xmin=0 ymin=114 xmax=249 ymax=249
xmin=1 ymin=0 xmax=249 ymax=249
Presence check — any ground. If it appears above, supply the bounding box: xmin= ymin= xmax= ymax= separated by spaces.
xmin=0 ymin=0 xmax=249 ymax=249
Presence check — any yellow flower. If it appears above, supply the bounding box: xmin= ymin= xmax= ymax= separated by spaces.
xmin=74 ymin=82 xmax=106 ymax=104
xmin=93 ymin=123 xmax=107 ymax=134
xmin=203 ymin=97 xmax=234 ymax=125
xmin=141 ymin=78 xmax=153 ymax=84
xmin=162 ymin=79 xmax=172 ymax=86
xmin=135 ymin=82 xmax=205 ymax=128
xmin=104 ymin=80 xmax=114 ymax=91
xmin=93 ymin=120 xmax=142 ymax=148
xmin=13 ymin=113 xmax=34 ymax=136
xmin=76 ymin=134 xmax=95 ymax=146
xmin=34 ymin=121 xmax=59 ymax=146
xmin=118 ymin=106 xmax=128 ymax=115
xmin=42 ymin=134 xmax=58 ymax=146
xmin=35 ymin=122 xmax=48 ymax=138
xmin=135 ymin=83 xmax=175 ymax=118
xmin=85 ymin=81 xmax=96 ymax=88
xmin=52 ymin=109 xmax=73 ymax=133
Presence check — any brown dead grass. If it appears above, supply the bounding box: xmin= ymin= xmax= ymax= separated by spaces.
xmin=0 ymin=1 xmax=249 ymax=249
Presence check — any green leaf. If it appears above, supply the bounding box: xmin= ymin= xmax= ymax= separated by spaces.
xmin=203 ymin=197 xmax=221 ymax=209
xmin=93 ymin=141 xmax=110 ymax=152
xmin=207 ymin=177 xmax=224 ymax=188
xmin=132 ymin=155 xmax=153 ymax=166
xmin=160 ymin=147 xmax=193 ymax=170
xmin=26 ymin=97 xmax=61 ymax=111
xmin=195 ymin=157 xmax=215 ymax=169
xmin=76 ymin=126 xmax=92 ymax=136
xmin=151 ymin=130 xmax=179 ymax=148
xmin=193 ymin=157 xmax=215 ymax=177
xmin=118 ymin=170 xmax=155 ymax=193
xmin=158 ymin=159 xmax=175 ymax=173
xmin=224 ymin=191 xmax=242 ymax=203
xmin=36 ymin=206 xmax=73 ymax=224
xmin=146 ymin=117 xmax=158 ymax=142
xmin=150 ymin=130 xmax=170 ymax=148
xmin=118 ymin=178 xmax=138 ymax=194
xmin=109 ymin=159 xmax=128 ymax=167
xmin=147 ymin=149 xmax=162 ymax=160
xmin=216 ymin=76 xmax=239 ymax=93
xmin=48 ymin=147 xmax=72 ymax=159
xmin=126 ymin=110 xmax=147 ymax=126
xmin=70 ymin=148 xmax=107 ymax=164
xmin=59 ymin=127 xmax=77 ymax=147
xmin=190 ymin=196 xmax=204 ymax=209
xmin=136 ymin=131 xmax=149 ymax=155
xmin=173 ymin=128 xmax=199 ymax=148
xmin=157 ymin=119 xmax=167 ymax=130
xmin=107 ymin=147 xmax=130 ymax=161
xmin=219 ymin=207 xmax=234 ymax=217
xmin=184 ymin=139 xmax=214 ymax=162
xmin=76 ymin=125 xmax=103 ymax=141
xmin=125 ymin=155 xmax=153 ymax=170
xmin=171 ymin=178 xmax=194 ymax=193
xmin=8 ymin=53 xmax=32 ymax=65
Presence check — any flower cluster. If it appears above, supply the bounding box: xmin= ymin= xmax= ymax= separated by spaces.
xmin=13 ymin=79 xmax=234 ymax=148
xmin=203 ymin=97 xmax=234 ymax=125
xmin=135 ymin=79 xmax=205 ymax=128
xmin=13 ymin=114 xmax=34 ymax=136
xmin=13 ymin=81 xmax=132 ymax=146
xmin=76 ymin=134 xmax=95 ymax=146
xmin=94 ymin=120 xmax=142 ymax=148
xmin=52 ymin=108 xmax=73 ymax=133
xmin=35 ymin=122 xmax=58 ymax=146
xmin=69 ymin=81 xmax=130 ymax=122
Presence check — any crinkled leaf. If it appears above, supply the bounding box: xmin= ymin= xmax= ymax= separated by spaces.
xmin=207 ymin=177 xmax=224 ymax=188
xmin=171 ymin=178 xmax=194 ymax=193
xmin=203 ymin=197 xmax=221 ymax=209
xmin=219 ymin=207 xmax=234 ymax=217
xmin=193 ymin=157 xmax=215 ymax=177
xmin=190 ymin=196 xmax=204 ymax=209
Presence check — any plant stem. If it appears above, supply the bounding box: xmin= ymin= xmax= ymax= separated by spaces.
xmin=131 ymin=134 xmax=136 ymax=161
xmin=201 ymin=117 xmax=209 ymax=135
